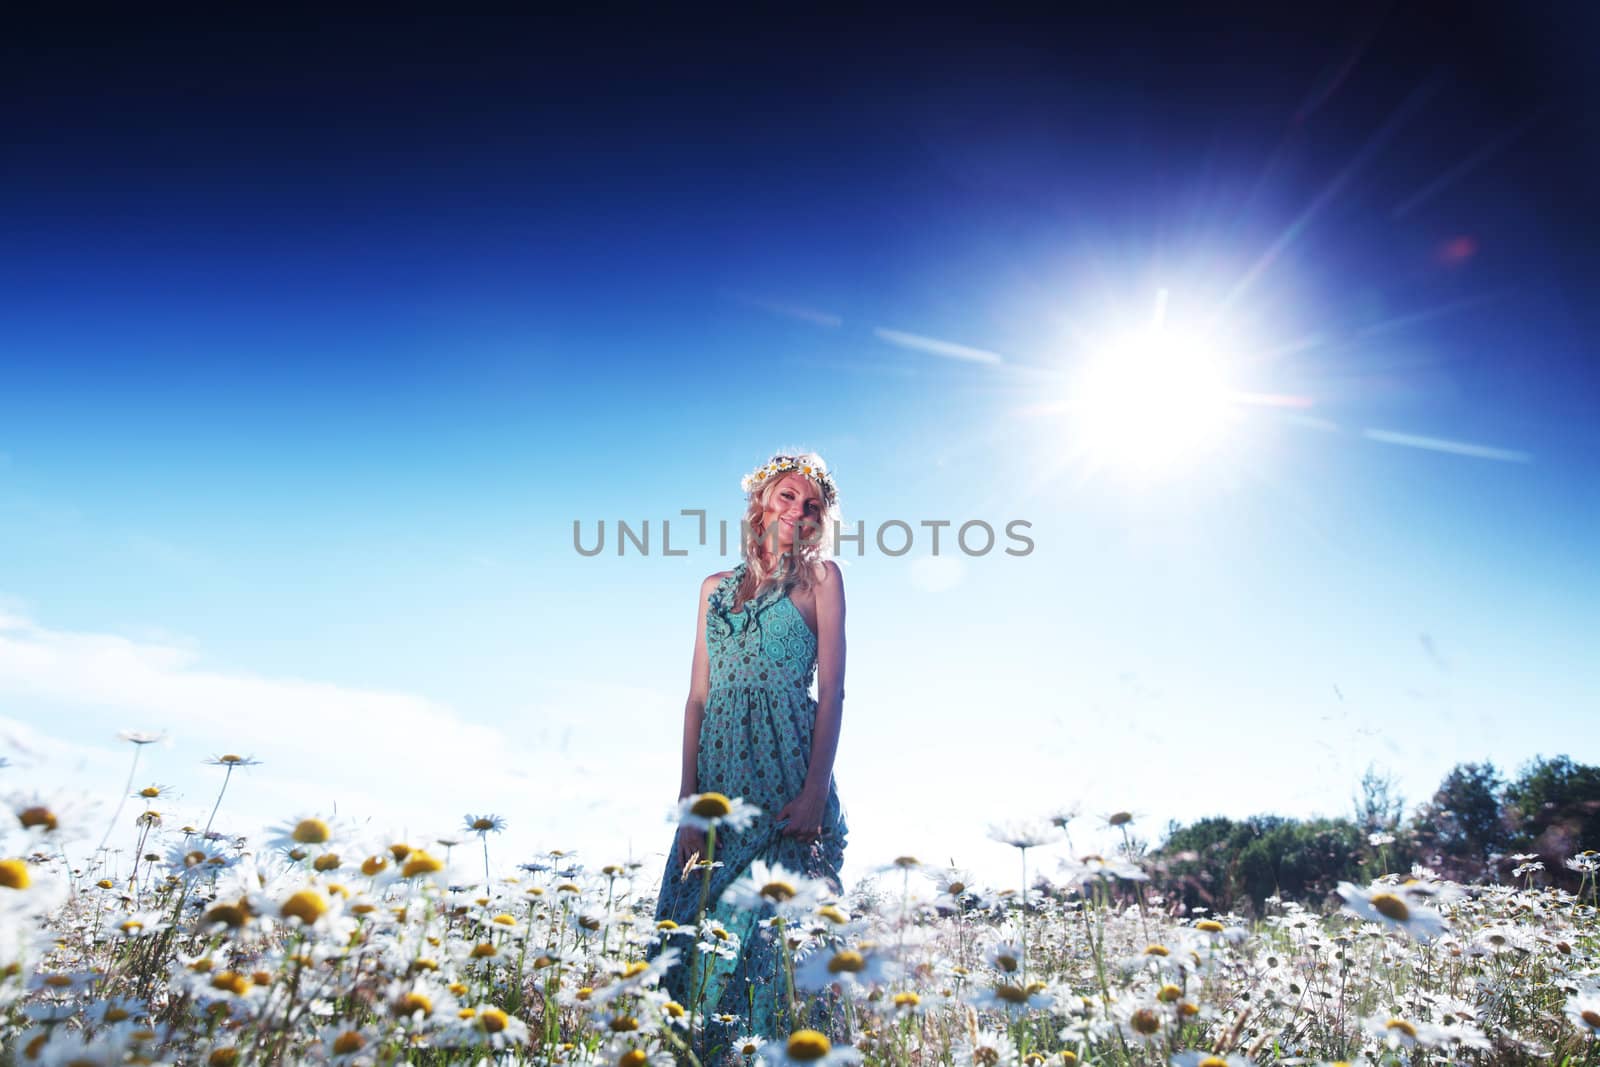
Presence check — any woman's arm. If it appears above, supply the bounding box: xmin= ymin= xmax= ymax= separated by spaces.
xmin=678 ymin=572 xmax=722 ymax=799
xmin=800 ymin=559 xmax=851 ymax=799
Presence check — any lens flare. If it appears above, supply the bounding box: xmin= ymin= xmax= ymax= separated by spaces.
xmin=1065 ymin=327 xmax=1237 ymax=475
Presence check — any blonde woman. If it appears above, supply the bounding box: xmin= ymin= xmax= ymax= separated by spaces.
xmin=649 ymin=451 xmax=850 ymax=1041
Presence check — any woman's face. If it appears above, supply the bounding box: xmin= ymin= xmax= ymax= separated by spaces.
xmin=760 ymin=472 xmax=824 ymax=551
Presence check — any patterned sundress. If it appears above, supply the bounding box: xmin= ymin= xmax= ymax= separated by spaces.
xmin=648 ymin=560 xmax=849 ymax=1049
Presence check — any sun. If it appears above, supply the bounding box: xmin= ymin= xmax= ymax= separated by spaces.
xmin=1064 ymin=324 xmax=1238 ymax=476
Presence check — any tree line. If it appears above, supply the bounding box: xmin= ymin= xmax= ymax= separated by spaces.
xmin=1146 ymin=755 xmax=1600 ymax=915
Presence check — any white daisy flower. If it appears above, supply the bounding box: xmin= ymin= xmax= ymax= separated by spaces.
xmin=793 ymin=942 xmax=898 ymax=993
xmin=988 ymin=818 xmax=1063 ymax=850
xmin=1336 ymin=882 xmax=1447 ymax=941
xmin=1567 ymin=990 xmax=1600 ymax=1037
xmin=730 ymin=1032 xmax=769 ymax=1059
xmin=722 ymin=860 xmax=830 ymax=918
xmin=675 ymin=792 xmax=761 ymax=833
xmin=1363 ymin=1014 xmax=1447 ymax=1050
xmin=594 ymin=1037 xmax=676 ymax=1066
xmin=264 ymin=813 xmax=346 ymax=853
xmin=1058 ymin=853 xmax=1148 ymax=884
xmin=757 ymin=1029 xmax=863 ymax=1066
xmin=951 ymin=1028 xmax=1019 ymax=1066
xmin=966 ymin=978 xmax=1054 ymax=1018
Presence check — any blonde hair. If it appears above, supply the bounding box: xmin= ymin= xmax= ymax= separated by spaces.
xmin=734 ymin=452 xmax=839 ymax=606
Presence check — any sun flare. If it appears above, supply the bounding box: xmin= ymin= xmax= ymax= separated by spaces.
xmin=1065 ymin=325 xmax=1237 ymax=475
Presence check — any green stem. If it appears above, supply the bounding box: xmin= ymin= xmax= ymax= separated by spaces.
xmin=202 ymin=764 xmax=235 ymax=838
xmin=98 ymin=744 xmax=144 ymax=852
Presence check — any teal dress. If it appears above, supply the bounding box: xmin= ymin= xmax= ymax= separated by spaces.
xmin=650 ymin=561 xmax=849 ymax=1043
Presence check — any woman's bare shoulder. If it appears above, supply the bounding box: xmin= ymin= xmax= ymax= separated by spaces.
xmin=810 ymin=559 xmax=843 ymax=586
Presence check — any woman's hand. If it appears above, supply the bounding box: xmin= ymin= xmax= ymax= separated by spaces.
xmin=776 ymin=786 xmax=827 ymax=842
xmin=676 ymin=824 xmax=707 ymax=874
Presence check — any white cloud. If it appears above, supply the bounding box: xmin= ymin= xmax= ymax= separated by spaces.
xmin=0 ymin=611 xmax=684 ymax=883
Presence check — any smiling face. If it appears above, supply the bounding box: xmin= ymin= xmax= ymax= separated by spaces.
xmin=759 ymin=472 xmax=824 ymax=552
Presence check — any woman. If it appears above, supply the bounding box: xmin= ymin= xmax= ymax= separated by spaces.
xmin=649 ymin=451 xmax=850 ymax=1044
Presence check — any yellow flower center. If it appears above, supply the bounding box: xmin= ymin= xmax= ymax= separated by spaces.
xmin=893 ymin=992 xmax=920 ymax=1007
xmin=210 ymin=972 xmax=251 ymax=996
xmin=664 ymin=1001 xmax=685 ymax=1018
xmin=292 ymin=818 xmax=331 ymax=844
xmin=208 ymin=1050 xmax=239 ymax=1067
xmin=996 ymin=984 xmax=1028 ymax=1004
xmin=120 ymin=919 xmax=144 ymax=934
xmin=609 ymin=1016 xmax=640 ymax=1032
xmin=380 ymin=989 xmax=434 ymax=1021
xmin=332 ymin=1031 xmax=365 ymax=1055
xmin=1060 ymin=1053 xmax=1078 ymax=1065
xmin=1157 ymin=984 xmax=1182 ymax=1003
xmin=1143 ymin=944 xmax=1169 ymax=957
xmin=1 ymin=857 xmax=34 ymax=895
xmin=204 ymin=903 xmax=249 ymax=928
xmin=1196 ymin=920 xmax=1224 ymax=933
xmin=996 ymin=953 xmax=1019 ymax=972
xmin=948 ymin=881 xmax=966 ymax=894
xmin=470 ymin=942 xmax=496 ymax=958
xmin=818 ymin=905 xmax=848 ymax=924
xmin=401 ymin=851 xmax=443 ymax=877
xmin=478 ymin=1007 xmax=509 ymax=1033
xmin=1371 ymin=894 xmax=1410 ymax=921
xmin=360 ymin=855 xmax=388 ymax=876
xmin=762 ymin=880 xmax=798 ymax=902
xmin=690 ymin=793 xmax=733 ymax=818
xmin=18 ymin=807 xmax=58 ymax=831
xmin=105 ymin=1008 xmax=131 ymax=1022
xmin=619 ymin=1052 xmax=649 ymax=1067
xmin=253 ymin=972 xmax=272 ymax=986
xmin=893 ymin=855 xmax=919 ymax=867
xmin=313 ymin=853 xmax=341 ymax=872
xmin=827 ymin=950 xmax=865 ymax=974
xmin=44 ymin=974 xmax=72 ymax=988
xmin=975 ymin=1049 xmax=1000 ymax=1067
xmin=1130 ymin=1008 xmax=1161 ymax=1035
xmin=1199 ymin=1058 xmax=1229 ymax=1067
xmin=656 ymin=919 xmax=679 ymax=930
xmin=492 ymin=913 xmax=516 ymax=925
xmin=1180 ymin=1002 xmax=1200 ymax=1017
xmin=1581 ymin=1010 xmax=1600 ymax=1029
xmin=1109 ymin=811 xmax=1133 ymax=826
xmin=280 ymin=889 xmax=327 ymax=925
xmin=786 ymin=1030 xmax=832 ymax=1061
xmin=622 ymin=961 xmax=649 ymax=978
xmin=1386 ymin=1019 xmax=1418 ymax=1038
xmin=557 ymin=883 xmax=581 ymax=893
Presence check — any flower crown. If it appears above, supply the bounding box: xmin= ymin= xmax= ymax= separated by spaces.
xmin=740 ymin=452 xmax=839 ymax=509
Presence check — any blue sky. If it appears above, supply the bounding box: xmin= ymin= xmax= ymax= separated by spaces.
xmin=2 ymin=10 xmax=1596 ymax=889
